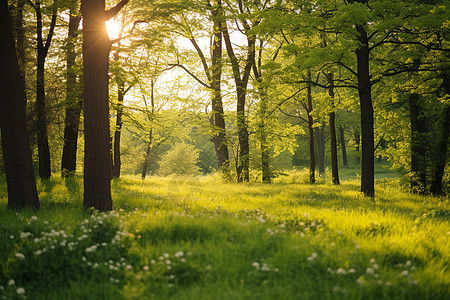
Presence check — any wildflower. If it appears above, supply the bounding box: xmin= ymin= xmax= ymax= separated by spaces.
xmin=366 ymin=267 xmax=374 ymax=275
xmin=31 ymin=216 xmax=38 ymax=221
xmin=163 ymin=253 xmax=169 ymax=258
xmin=34 ymin=250 xmax=42 ymax=256
xmin=370 ymin=258 xmax=376 ymax=264
xmin=348 ymin=268 xmax=356 ymax=274
xmin=330 ymin=242 xmax=336 ymax=247
xmin=86 ymin=245 xmax=98 ymax=253
xmin=175 ymin=251 xmax=184 ymax=257
xmin=356 ymin=276 xmax=365 ymax=286
xmin=143 ymin=266 xmax=149 ymax=271
xmin=310 ymin=222 xmax=316 ymax=227
xmin=8 ymin=279 xmax=15 ymax=286
xmin=180 ymin=258 xmax=186 ymax=263
xmin=261 ymin=263 xmax=270 ymax=271
xmin=165 ymin=260 xmax=171 ymax=265
xmin=16 ymin=287 xmax=25 ymax=295
xmin=400 ymin=270 xmax=409 ymax=277
xmin=252 ymin=262 xmax=260 ymax=269
xmin=20 ymin=232 xmax=31 ymax=239
xmin=15 ymin=253 xmax=25 ymax=260
xmin=10 ymin=235 xmax=14 ymax=239
xmin=385 ymin=281 xmax=393 ymax=287
xmin=405 ymin=260 xmax=412 ymax=267
xmin=373 ymin=264 xmax=379 ymax=270
xmin=274 ymin=268 xmax=279 ymax=272
xmin=126 ymin=265 xmax=132 ymax=270
xmin=150 ymin=259 xmax=156 ymax=264
xmin=304 ymin=212 xmax=309 ymax=218
xmin=336 ymin=268 xmax=346 ymax=275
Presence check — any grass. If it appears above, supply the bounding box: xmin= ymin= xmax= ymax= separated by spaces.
xmin=0 ymin=172 xmax=448 ymax=300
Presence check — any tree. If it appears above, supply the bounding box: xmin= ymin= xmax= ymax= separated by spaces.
xmin=30 ymin=0 xmax=58 ymax=179
xmin=61 ymin=2 xmax=82 ymax=177
xmin=0 ymin=0 xmax=39 ymax=209
xmin=81 ymin=0 xmax=128 ymax=211
xmin=159 ymin=143 xmax=200 ymax=176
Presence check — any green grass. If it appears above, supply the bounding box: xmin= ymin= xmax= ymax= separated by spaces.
xmin=0 ymin=173 xmax=448 ymax=299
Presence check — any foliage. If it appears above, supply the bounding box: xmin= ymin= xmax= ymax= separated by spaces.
xmin=158 ymin=143 xmax=201 ymax=176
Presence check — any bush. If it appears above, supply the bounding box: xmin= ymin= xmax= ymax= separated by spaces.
xmin=158 ymin=143 xmax=201 ymax=176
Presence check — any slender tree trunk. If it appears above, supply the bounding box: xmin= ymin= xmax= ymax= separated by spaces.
xmin=81 ymin=0 xmax=129 ymax=211
xmin=141 ymin=78 xmax=155 ymax=180
xmin=327 ymin=73 xmax=339 ymax=184
xmin=355 ymin=24 xmax=374 ymax=197
xmin=409 ymin=93 xmax=428 ymax=192
xmin=307 ymin=72 xmax=315 ymax=184
xmin=112 ymin=84 xmax=124 ymax=178
xmin=315 ymin=126 xmax=325 ymax=176
xmin=430 ymin=72 xmax=450 ymax=195
xmin=222 ymin=13 xmax=255 ymax=182
xmin=210 ymin=2 xmax=229 ymax=172
xmin=339 ymin=125 xmax=348 ymax=167
xmin=258 ymin=87 xmax=271 ymax=183
xmin=141 ymin=129 xmax=153 ymax=180
xmin=35 ymin=1 xmax=57 ymax=179
xmin=15 ymin=0 xmax=27 ymax=104
xmin=0 ymin=0 xmax=39 ymax=209
xmin=61 ymin=12 xmax=82 ymax=177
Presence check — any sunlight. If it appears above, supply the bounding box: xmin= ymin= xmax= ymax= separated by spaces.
xmin=105 ymin=18 xmax=121 ymax=40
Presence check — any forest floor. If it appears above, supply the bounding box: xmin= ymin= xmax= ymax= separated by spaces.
xmin=0 ymin=171 xmax=448 ymax=299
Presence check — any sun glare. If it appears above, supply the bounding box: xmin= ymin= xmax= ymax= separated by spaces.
xmin=105 ymin=19 xmax=121 ymax=40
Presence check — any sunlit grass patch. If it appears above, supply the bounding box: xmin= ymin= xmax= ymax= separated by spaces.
xmin=0 ymin=175 xmax=448 ymax=299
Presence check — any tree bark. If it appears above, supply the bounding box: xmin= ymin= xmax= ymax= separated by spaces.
xmin=315 ymin=126 xmax=325 ymax=176
xmin=222 ymin=15 xmax=255 ymax=182
xmin=81 ymin=0 xmax=128 ymax=211
xmin=0 ymin=0 xmax=40 ymax=210
xmin=141 ymin=78 xmax=155 ymax=180
xmin=61 ymin=12 xmax=82 ymax=177
xmin=339 ymin=125 xmax=348 ymax=167
xmin=355 ymin=24 xmax=374 ymax=197
xmin=409 ymin=93 xmax=428 ymax=192
xmin=327 ymin=72 xmax=339 ymax=184
xmin=430 ymin=72 xmax=450 ymax=195
xmin=112 ymin=84 xmax=124 ymax=178
xmin=35 ymin=0 xmax=57 ymax=179
xmin=210 ymin=1 xmax=229 ymax=172
xmin=307 ymin=72 xmax=316 ymax=184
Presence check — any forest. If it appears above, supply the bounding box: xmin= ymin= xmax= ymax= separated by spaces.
xmin=0 ymin=0 xmax=449 ymax=299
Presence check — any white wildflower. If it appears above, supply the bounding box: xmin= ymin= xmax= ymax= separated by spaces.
xmin=366 ymin=267 xmax=374 ymax=275
xmin=261 ymin=263 xmax=270 ymax=271
xmin=16 ymin=287 xmax=25 ymax=295
xmin=373 ymin=264 xmax=379 ymax=270
xmin=8 ymin=279 xmax=15 ymax=286
xmin=175 ymin=251 xmax=184 ymax=257
xmin=405 ymin=260 xmax=412 ymax=267
xmin=369 ymin=258 xmax=376 ymax=264
xmin=143 ymin=266 xmax=149 ymax=271
xmin=252 ymin=262 xmax=260 ymax=269
xmin=348 ymin=268 xmax=356 ymax=274
xmin=336 ymin=268 xmax=346 ymax=275
xmin=400 ymin=270 xmax=409 ymax=277
xmin=15 ymin=253 xmax=25 ymax=260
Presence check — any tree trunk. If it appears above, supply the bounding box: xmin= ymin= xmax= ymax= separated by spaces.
xmin=307 ymin=72 xmax=315 ymax=184
xmin=112 ymin=84 xmax=124 ymax=178
xmin=355 ymin=24 xmax=374 ymax=197
xmin=15 ymin=0 xmax=27 ymax=104
xmin=409 ymin=93 xmax=428 ymax=192
xmin=210 ymin=2 xmax=229 ymax=172
xmin=81 ymin=0 xmax=128 ymax=211
xmin=61 ymin=12 xmax=82 ymax=177
xmin=430 ymin=72 xmax=450 ymax=195
xmin=327 ymin=72 xmax=339 ymax=184
xmin=315 ymin=126 xmax=325 ymax=176
xmin=0 ymin=0 xmax=40 ymax=209
xmin=222 ymin=13 xmax=255 ymax=182
xmin=35 ymin=1 xmax=56 ymax=179
xmin=258 ymin=86 xmax=271 ymax=183
xmin=339 ymin=125 xmax=348 ymax=167
xmin=141 ymin=129 xmax=152 ymax=180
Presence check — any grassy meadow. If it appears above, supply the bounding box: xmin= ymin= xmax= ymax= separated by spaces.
xmin=0 ymin=171 xmax=449 ymax=299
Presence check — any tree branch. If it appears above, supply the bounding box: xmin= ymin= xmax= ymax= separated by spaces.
xmin=167 ymin=64 xmax=211 ymax=89
xmin=105 ymin=0 xmax=129 ymax=20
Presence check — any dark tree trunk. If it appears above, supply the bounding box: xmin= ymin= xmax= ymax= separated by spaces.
xmin=307 ymin=72 xmax=316 ymax=184
xmin=355 ymin=24 xmax=374 ymax=197
xmin=0 ymin=0 xmax=39 ymax=209
xmin=327 ymin=73 xmax=339 ymax=184
xmin=61 ymin=12 xmax=82 ymax=177
xmin=35 ymin=1 xmax=57 ymax=179
xmin=409 ymin=93 xmax=428 ymax=192
xmin=430 ymin=72 xmax=450 ymax=195
xmin=210 ymin=3 xmax=229 ymax=172
xmin=339 ymin=125 xmax=348 ymax=167
xmin=315 ymin=126 xmax=325 ymax=176
xmin=15 ymin=0 xmax=27 ymax=103
xmin=112 ymin=85 xmax=124 ymax=178
xmin=81 ymin=0 xmax=128 ymax=211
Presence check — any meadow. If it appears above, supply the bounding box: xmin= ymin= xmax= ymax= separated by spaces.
xmin=0 ymin=171 xmax=449 ymax=299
